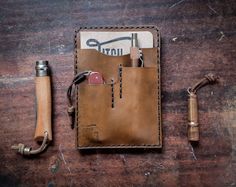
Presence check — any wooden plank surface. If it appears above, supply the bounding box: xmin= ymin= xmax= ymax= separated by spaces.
xmin=0 ymin=0 xmax=235 ymax=186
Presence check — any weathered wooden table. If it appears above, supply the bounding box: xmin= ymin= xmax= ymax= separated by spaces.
xmin=0 ymin=0 xmax=235 ymax=186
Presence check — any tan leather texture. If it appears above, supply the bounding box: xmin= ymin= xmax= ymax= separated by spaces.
xmin=74 ymin=26 xmax=161 ymax=149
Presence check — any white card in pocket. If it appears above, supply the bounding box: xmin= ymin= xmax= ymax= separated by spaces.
xmin=80 ymin=31 xmax=154 ymax=56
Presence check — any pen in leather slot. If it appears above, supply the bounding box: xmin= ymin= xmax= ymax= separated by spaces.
xmin=130 ymin=33 xmax=140 ymax=67
xmin=34 ymin=61 xmax=52 ymax=142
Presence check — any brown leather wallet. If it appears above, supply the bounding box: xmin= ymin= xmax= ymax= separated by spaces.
xmin=68 ymin=26 xmax=162 ymax=149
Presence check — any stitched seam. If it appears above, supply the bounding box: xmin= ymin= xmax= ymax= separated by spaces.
xmin=79 ymin=145 xmax=161 ymax=146
xmin=74 ymin=30 xmax=78 ymax=147
xmin=156 ymin=27 xmax=162 ymax=147
xmin=120 ymin=66 xmax=122 ymax=99
xmin=75 ymin=26 xmax=161 ymax=148
xmin=78 ymin=145 xmax=162 ymax=148
xmin=75 ymin=29 xmax=81 ymax=147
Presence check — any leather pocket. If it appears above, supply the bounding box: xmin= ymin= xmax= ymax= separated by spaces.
xmin=78 ymin=83 xmax=111 ymax=146
xmin=76 ymin=47 xmax=160 ymax=148
xmin=76 ymin=49 xmax=131 ymax=81
xmin=76 ymin=48 xmax=158 ymax=73
xmin=77 ymin=67 xmax=161 ymax=148
xmin=106 ymin=67 xmax=160 ymax=147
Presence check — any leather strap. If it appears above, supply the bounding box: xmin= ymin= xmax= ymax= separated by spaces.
xmin=188 ymin=73 xmax=219 ymax=94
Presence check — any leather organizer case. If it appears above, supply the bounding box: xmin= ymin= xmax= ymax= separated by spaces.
xmin=73 ymin=26 xmax=161 ymax=149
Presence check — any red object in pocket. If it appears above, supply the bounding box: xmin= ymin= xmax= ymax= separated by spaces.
xmin=87 ymin=72 xmax=104 ymax=84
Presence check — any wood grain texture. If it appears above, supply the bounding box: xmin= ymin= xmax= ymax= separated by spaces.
xmin=0 ymin=0 xmax=235 ymax=186
xmin=34 ymin=76 xmax=52 ymax=142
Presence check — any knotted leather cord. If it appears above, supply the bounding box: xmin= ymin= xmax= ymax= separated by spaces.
xmin=67 ymin=71 xmax=91 ymax=129
xmin=187 ymin=73 xmax=219 ymax=94
xmin=29 ymin=131 xmax=48 ymax=155
xmin=11 ymin=131 xmax=49 ymax=155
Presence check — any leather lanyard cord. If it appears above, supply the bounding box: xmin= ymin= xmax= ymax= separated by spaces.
xmin=187 ymin=73 xmax=219 ymax=94
xmin=67 ymin=71 xmax=91 ymax=129
xmin=11 ymin=131 xmax=49 ymax=156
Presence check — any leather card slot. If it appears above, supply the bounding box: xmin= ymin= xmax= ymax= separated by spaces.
xmin=78 ymin=83 xmax=111 ymax=146
xmin=78 ymin=67 xmax=160 ymax=148
xmin=105 ymin=67 xmax=160 ymax=146
xmin=76 ymin=47 xmax=160 ymax=148
xmin=76 ymin=48 xmax=159 ymax=76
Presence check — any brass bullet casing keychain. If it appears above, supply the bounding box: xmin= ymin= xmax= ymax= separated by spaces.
xmin=11 ymin=60 xmax=52 ymax=156
xmin=187 ymin=74 xmax=219 ymax=142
